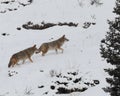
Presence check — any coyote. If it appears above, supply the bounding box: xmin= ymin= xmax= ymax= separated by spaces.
xmin=36 ymin=35 xmax=69 ymax=56
xmin=8 ymin=45 xmax=37 ymax=68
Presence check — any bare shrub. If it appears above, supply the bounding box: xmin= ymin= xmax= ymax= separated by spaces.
xmin=90 ymin=0 xmax=103 ymax=7
xmin=49 ymin=70 xmax=57 ymax=77
xmin=24 ymin=87 xmax=34 ymax=95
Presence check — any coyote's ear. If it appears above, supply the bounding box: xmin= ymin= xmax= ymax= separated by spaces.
xmin=33 ymin=44 xmax=36 ymax=47
xmin=63 ymin=35 xmax=65 ymax=37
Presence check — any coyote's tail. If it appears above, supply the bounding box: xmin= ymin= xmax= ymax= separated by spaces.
xmin=8 ymin=56 xmax=16 ymax=68
xmin=8 ymin=61 xmax=12 ymax=68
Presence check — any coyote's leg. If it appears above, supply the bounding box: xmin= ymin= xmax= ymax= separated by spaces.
xmin=22 ymin=60 xmax=25 ymax=64
xmin=41 ymin=50 xmax=48 ymax=56
xmin=12 ymin=62 xmax=16 ymax=67
xmin=12 ymin=64 xmax=14 ymax=67
xmin=28 ymin=57 xmax=33 ymax=63
xmin=55 ymin=49 xmax=58 ymax=54
xmin=12 ymin=58 xmax=17 ymax=67
xmin=59 ymin=47 xmax=64 ymax=53
xmin=25 ymin=52 xmax=33 ymax=63
xmin=42 ymin=52 xmax=45 ymax=56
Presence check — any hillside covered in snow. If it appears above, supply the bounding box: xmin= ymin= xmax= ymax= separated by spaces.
xmin=0 ymin=0 xmax=116 ymax=96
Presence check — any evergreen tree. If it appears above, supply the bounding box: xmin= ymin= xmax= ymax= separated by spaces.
xmin=100 ymin=0 xmax=120 ymax=96
xmin=114 ymin=0 xmax=120 ymax=15
xmin=100 ymin=18 xmax=120 ymax=65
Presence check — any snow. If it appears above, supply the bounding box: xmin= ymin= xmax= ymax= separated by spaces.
xmin=0 ymin=0 xmax=115 ymax=96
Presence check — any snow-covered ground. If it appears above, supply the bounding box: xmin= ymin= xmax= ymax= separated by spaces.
xmin=0 ymin=0 xmax=115 ymax=96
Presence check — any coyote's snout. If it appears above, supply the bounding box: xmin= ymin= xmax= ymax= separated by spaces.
xmin=36 ymin=35 xmax=69 ymax=56
xmin=8 ymin=45 xmax=37 ymax=68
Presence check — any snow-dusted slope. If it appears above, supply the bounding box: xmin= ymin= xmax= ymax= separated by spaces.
xmin=0 ymin=0 xmax=115 ymax=96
